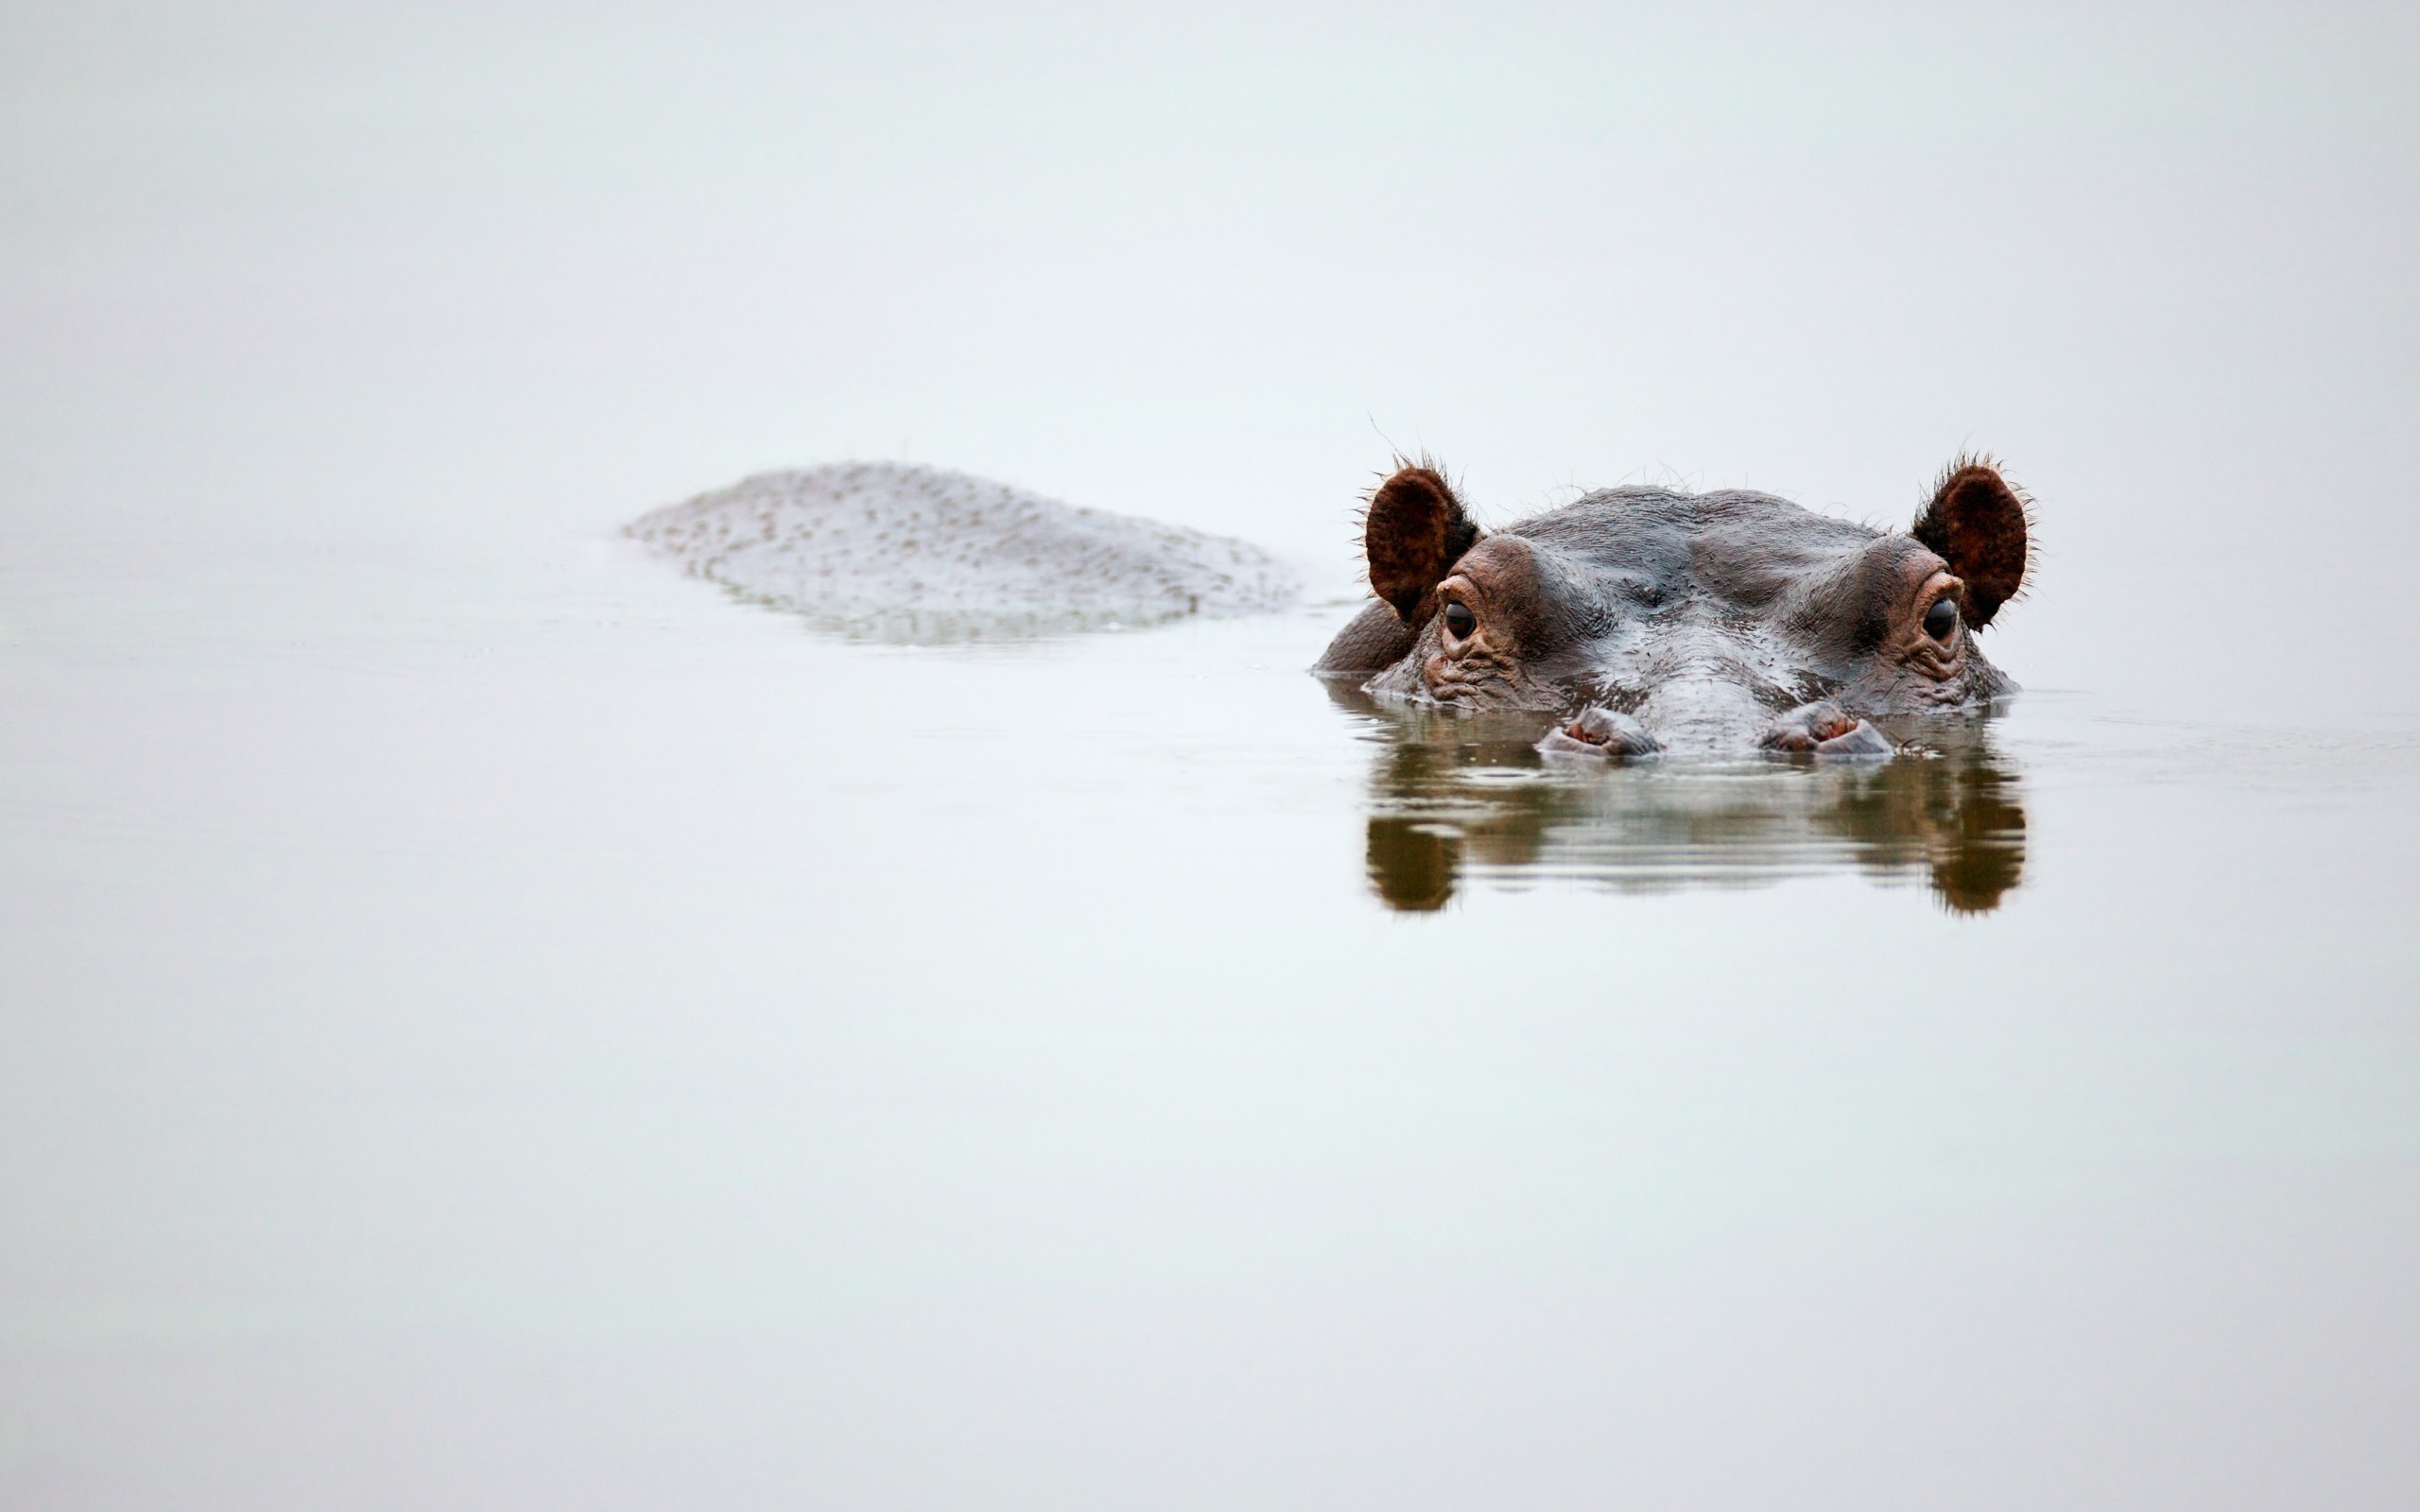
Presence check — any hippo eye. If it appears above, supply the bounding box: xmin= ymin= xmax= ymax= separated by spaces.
xmin=1443 ymin=601 xmax=1477 ymax=639
xmin=1923 ymin=596 xmax=1959 ymax=642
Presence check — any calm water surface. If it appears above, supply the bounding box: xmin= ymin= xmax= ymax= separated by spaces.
xmin=7 ymin=1 xmax=2420 ymax=1504
xmin=3 ymin=535 xmax=2418 ymax=1508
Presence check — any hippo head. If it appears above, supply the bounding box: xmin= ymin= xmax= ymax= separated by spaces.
xmin=1313 ymin=457 xmax=2033 ymax=758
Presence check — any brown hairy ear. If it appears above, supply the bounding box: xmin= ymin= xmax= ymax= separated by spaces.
xmin=1364 ymin=463 xmax=1480 ymax=625
xmin=1911 ymin=457 xmax=2032 ymax=627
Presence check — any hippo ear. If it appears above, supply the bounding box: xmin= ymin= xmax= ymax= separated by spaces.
xmin=1364 ymin=462 xmax=1481 ymax=625
xmin=1911 ymin=457 xmax=2032 ymax=627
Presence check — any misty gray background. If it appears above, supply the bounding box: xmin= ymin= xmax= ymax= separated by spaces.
xmin=8 ymin=1 xmax=2416 ymax=715
xmin=4 ymin=3 xmax=2419 ymax=1509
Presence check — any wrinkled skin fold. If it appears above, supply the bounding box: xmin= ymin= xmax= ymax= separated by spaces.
xmin=1313 ymin=455 xmax=2033 ymax=761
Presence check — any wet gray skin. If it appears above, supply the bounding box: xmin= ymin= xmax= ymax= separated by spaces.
xmin=1312 ymin=456 xmax=2034 ymax=760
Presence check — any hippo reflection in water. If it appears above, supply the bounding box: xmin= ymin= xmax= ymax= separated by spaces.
xmin=1314 ymin=455 xmax=2032 ymax=758
xmin=1332 ymin=688 xmax=2028 ymax=913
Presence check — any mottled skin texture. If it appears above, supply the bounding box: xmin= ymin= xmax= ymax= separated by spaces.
xmin=1313 ymin=457 xmax=2033 ymax=760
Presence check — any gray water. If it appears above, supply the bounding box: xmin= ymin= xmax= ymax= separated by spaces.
xmin=6 ymin=3 xmax=2420 ymax=1507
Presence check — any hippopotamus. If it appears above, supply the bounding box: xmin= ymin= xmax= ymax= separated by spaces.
xmin=629 ymin=461 xmax=1298 ymax=643
xmin=1312 ymin=455 xmax=2033 ymax=758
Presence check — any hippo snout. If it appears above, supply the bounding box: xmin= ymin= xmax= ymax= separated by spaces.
xmin=1537 ymin=698 xmax=1896 ymax=763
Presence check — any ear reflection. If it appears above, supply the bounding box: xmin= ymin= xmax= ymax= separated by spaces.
xmin=1364 ymin=818 xmax=1461 ymax=912
xmin=1327 ymin=683 xmax=2028 ymax=914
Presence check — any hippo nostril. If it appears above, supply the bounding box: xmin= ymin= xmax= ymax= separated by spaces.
xmin=1540 ymin=706 xmax=1661 ymax=761
xmin=1924 ymin=597 xmax=1959 ymax=642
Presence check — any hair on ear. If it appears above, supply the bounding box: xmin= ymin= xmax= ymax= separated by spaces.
xmin=1911 ymin=454 xmax=2035 ymax=628
xmin=1360 ymin=455 xmax=1481 ymax=626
